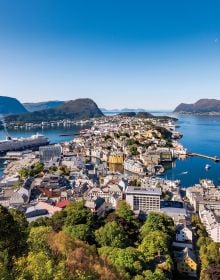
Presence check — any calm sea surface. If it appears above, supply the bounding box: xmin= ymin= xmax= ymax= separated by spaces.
xmin=155 ymin=113 xmax=220 ymax=187
xmin=1 ymin=114 xmax=220 ymax=187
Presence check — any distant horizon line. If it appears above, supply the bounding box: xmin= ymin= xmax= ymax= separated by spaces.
xmin=101 ymin=108 xmax=173 ymax=112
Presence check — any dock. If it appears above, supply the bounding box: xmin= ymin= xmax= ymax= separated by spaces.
xmin=187 ymin=153 xmax=220 ymax=162
xmin=0 ymin=156 xmax=19 ymax=160
xmin=59 ymin=133 xmax=80 ymax=137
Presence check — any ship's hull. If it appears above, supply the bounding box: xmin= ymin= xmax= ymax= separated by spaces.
xmin=0 ymin=136 xmax=49 ymax=154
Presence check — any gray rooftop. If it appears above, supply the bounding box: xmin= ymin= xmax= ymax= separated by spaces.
xmin=160 ymin=207 xmax=187 ymax=217
xmin=126 ymin=186 xmax=161 ymax=196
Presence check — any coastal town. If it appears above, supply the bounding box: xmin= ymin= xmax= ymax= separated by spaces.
xmin=0 ymin=114 xmax=220 ymax=279
xmin=1 ymin=0 xmax=220 ymax=278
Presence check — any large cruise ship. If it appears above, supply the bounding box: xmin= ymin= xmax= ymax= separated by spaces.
xmin=0 ymin=133 xmax=50 ymax=154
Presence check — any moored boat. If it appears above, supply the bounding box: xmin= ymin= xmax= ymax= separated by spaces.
xmin=0 ymin=133 xmax=49 ymax=154
xmin=205 ymin=164 xmax=211 ymax=170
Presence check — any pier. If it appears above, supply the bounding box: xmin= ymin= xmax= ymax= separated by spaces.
xmin=59 ymin=133 xmax=80 ymax=137
xmin=187 ymin=153 xmax=220 ymax=162
xmin=0 ymin=156 xmax=19 ymax=160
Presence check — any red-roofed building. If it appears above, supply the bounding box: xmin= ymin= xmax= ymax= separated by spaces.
xmin=56 ymin=199 xmax=70 ymax=209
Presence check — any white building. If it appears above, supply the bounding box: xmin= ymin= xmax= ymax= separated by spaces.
xmin=124 ymin=159 xmax=145 ymax=175
xmin=0 ymin=176 xmax=19 ymax=187
xmin=39 ymin=144 xmax=62 ymax=163
xmin=90 ymin=148 xmax=102 ymax=159
xmin=186 ymin=183 xmax=220 ymax=212
xmin=84 ymin=197 xmax=106 ymax=217
xmin=199 ymin=209 xmax=220 ymax=243
xmin=10 ymin=178 xmax=33 ymax=205
xmin=62 ymin=156 xmax=84 ymax=170
xmin=176 ymin=225 xmax=193 ymax=242
xmin=87 ymin=184 xmax=123 ymax=208
xmin=125 ymin=186 xmax=161 ymax=212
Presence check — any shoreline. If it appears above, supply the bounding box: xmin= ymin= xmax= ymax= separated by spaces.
xmin=173 ymin=112 xmax=220 ymax=116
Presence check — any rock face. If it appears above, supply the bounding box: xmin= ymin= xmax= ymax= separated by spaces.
xmin=23 ymin=101 xmax=64 ymax=112
xmin=6 ymin=98 xmax=104 ymax=122
xmin=173 ymin=99 xmax=220 ymax=114
xmin=0 ymin=96 xmax=28 ymax=115
xmin=56 ymin=99 xmax=103 ymax=117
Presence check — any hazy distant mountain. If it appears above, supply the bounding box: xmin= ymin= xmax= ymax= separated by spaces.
xmin=174 ymin=99 xmax=220 ymax=114
xmin=6 ymin=98 xmax=104 ymax=123
xmin=23 ymin=101 xmax=64 ymax=112
xmin=0 ymin=96 xmax=28 ymax=115
xmin=101 ymin=108 xmax=119 ymax=112
xmin=121 ymin=108 xmax=146 ymax=112
xmin=101 ymin=108 xmax=146 ymax=112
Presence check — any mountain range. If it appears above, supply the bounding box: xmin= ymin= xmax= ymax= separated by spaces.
xmin=174 ymin=99 xmax=220 ymax=114
xmin=5 ymin=98 xmax=104 ymax=123
xmin=0 ymin=96 xmax=150 ymax=118
xmin=2 ymin=95 xmax=220 ymax=122
xmin=23 ymin=101 xmax=65 ymax=112
xmin=0 ymin=96 xmax=28 ymax=115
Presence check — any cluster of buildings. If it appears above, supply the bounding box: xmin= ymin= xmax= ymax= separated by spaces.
xmin=186 ymin=179 xmax=220 ymax=243
xmin=1 ymin=114 xmax=216 ymax=278
xmin=71 ymin=115 xmax=187 ymax=176
xmin=7 ymin=119 xmax=93 ymax=129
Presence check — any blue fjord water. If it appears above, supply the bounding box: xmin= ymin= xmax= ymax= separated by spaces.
xmin=157 ymin=113 xmax=220 ymax=187
xmin=1 ymin=114 xmax=220 ymax=187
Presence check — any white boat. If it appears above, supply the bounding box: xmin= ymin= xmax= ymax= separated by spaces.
xmin=205 ymin=164 xmax=211 ymax=170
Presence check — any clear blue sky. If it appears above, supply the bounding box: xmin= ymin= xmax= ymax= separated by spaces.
xmin=0 ymin=0 xmax=219 ymax=110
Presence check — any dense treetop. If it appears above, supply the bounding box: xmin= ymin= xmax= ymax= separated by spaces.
xmin=0 ymin=202 xmax=174 ymax=280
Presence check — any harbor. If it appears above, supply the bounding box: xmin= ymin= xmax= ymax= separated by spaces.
xmin=1 ymin=113 xmax=220 ymax=187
